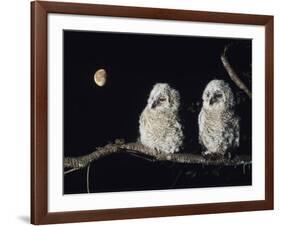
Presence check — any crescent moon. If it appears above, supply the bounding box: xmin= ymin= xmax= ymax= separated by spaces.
xmin=94 ymin=69 xmax=107 ymax=87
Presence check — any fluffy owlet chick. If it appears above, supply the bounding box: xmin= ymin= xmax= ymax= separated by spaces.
xmin=198 ymin=80 xmax=240 ymax=157
xmin=139 ymin=83 xmax=184 ymax=154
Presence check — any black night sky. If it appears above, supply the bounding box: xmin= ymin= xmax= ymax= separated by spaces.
xmin=63 ymin=30 xmax=252 ymax=194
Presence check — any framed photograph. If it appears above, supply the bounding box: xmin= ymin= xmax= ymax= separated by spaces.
xmin=31 ymin=1 xmax=274 ymax=224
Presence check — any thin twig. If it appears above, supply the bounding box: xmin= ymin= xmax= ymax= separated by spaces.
xmin=221 ymin=46 xmax=252 ymax=98
xmin=86 ymin=164 xmax=91 ymax=193
xmin=64 ymin=168 xmax=79 ymax=175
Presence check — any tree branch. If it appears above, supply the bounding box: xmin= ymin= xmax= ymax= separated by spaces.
xmin=221 ymin=46 xmax=252 ymax=98
xmin=64 ymin=141 xmax=251 ymax=174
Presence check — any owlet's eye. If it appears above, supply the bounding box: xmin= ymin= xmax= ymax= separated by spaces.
xmin=159 ymin=97 xmax=166 ymax=102
xmin=214 ymin=93 xmax=223 ymax=99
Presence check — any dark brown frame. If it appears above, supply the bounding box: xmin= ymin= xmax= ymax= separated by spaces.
xmin=31 ymin=1 xmax=274 ymax=224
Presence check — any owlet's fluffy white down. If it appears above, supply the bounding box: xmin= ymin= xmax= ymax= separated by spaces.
xmin=198 ymin=79 xmax=240 ymax=156
xmin=139 ymin=83 xmax=184 ymax=154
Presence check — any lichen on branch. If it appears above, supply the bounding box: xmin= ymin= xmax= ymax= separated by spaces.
xmin=64 ymin=140 xmax=251 ymax=175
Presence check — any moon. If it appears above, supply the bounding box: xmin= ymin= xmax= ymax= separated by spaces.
xmin=94 ymin=69 xmax=107 ymax=87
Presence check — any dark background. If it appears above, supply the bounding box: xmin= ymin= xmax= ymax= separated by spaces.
xmin=63 ymin=30 xmax=252 ymax=194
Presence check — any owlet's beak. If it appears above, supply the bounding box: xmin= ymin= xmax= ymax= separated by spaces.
xmin=209 ymin=97 xmax=215 ymax=105
xmin=151 ymin=100 xmax=158 ymax=109
xmin=209 ymin=93 xmax=223 ymax=105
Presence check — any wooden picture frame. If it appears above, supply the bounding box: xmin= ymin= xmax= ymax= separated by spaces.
xmin=31 ymin=1 xmax=274 ymax=224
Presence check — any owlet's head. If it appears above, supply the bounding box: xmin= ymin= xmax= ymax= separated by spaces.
xmin=202 ymin=79 xmax=235 ymax=111
xmin=147 ymin=83 xmax=180 ymax=113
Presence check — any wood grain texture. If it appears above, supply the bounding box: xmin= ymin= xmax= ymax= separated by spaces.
xmin=264 ymin=17 xmax=274 ymax=210
xmin=31 ymin=1 xmax=48 ymax=224
xmin=31 ymin=1 xmax=274 ymax=224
